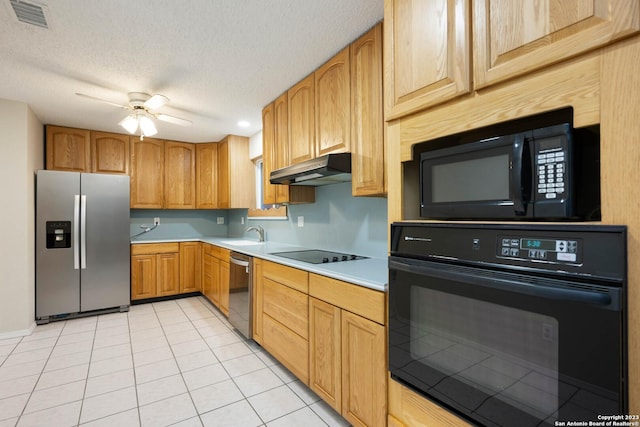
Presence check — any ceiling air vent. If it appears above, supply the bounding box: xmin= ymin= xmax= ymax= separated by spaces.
xmin=10 ymin=0 xmax=48 ymax=28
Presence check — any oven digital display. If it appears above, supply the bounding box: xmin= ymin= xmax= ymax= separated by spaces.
xmin=521 ymin=238 xmax=557 ymax=251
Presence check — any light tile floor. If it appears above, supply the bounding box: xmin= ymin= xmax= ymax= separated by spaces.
xmin=0 ymin=297 xmax=351 ymax=427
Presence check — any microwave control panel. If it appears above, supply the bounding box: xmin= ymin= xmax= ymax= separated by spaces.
xmin=535 ymin=135 xmax=568 ymax=201
xmin=497 ymin=235 xmax=582 ymax=265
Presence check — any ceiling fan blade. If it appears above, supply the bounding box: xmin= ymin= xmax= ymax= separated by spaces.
xmin=144 ymin=94 xmax=169 ymax=110
xmin=156 ymin=113 xmax=192 ymax=126
xmin=75 ymin=93 xmax=129 ymax=109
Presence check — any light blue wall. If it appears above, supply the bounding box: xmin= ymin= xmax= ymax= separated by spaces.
xmin=130 ymin=209 xmax=228 ymax=240
xmin=230 ymin=182 xmax=388 ymax=258
xmin=130 ymin=183 xmax=388 ymax=258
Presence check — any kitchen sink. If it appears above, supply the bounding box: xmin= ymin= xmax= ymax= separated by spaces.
xmin=219 ymin=239 xmax=264 ymax=246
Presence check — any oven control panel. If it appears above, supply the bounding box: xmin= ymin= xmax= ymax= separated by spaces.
xmin=497 ymin=235 xmax=582 ymax=265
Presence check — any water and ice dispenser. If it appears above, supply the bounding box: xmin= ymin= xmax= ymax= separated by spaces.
xmin=45 ymin=221 xmax=71 ymax=249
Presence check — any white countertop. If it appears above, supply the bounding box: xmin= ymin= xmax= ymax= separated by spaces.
xmin=131 ymin=237 xmax=388 ymax=292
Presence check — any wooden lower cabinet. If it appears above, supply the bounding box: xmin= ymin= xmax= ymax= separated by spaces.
xmin=130 ymin=254 xmax=157 ymax=300
xmin=130 ymin=243 xmax=180 ymax=300
xmin=201 ymin=243 xmax=230 ymax=315
xmin=309 ymin=274 xmax=386 ymax=427
xmin=156 ymin=253 xmax=180 ymax=296
xmin=309 ymin=298 xmax=342 ymax=409
xmin=179 ymin=242 xmax=201 ymax=293
xmin=341 ymin=310 xmax=386 ymax=427
xmin=253 ymin=260 xmax=310 ymax=384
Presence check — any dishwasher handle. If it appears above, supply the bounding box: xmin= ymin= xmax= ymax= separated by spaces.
xmin=230 ymin=257 xmax=250 ymax=268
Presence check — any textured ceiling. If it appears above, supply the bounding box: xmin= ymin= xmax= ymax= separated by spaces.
xmin=0 ymin=0 xmax=383 ymax=142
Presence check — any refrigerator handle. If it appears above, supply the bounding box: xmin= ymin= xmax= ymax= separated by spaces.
xmin=74 ymin=195 xmax=80 ymax=270
xmin=81 ymin=195 xmax=87 ymax=269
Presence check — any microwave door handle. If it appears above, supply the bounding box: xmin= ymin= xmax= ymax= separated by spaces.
xmin=510 ymin=134 xmax=526 ymax=215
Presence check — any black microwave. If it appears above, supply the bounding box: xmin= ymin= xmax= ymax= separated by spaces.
xmin=420 ymin=123 xmax=600 ymax=220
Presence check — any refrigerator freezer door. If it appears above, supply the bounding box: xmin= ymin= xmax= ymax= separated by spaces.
xmin=36 ymin=170 xmax=81 ymax=318
xmin=80 ymin=173 xmax=130 ymax=312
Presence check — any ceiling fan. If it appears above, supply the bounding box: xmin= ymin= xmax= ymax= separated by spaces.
xmin=76 ymin=92 xmax=192 ymax=139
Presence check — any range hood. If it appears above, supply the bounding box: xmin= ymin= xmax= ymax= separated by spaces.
xmin=270 ymin=153 xmax=351 ymax=186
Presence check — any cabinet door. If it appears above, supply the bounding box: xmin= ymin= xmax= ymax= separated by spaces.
xmin=46 ymin=126 xmax=91 ymax=172
xmin=195 ymin=143 xmax=218 ymax=208
xmin=130 ymin=137 xmax=164 ymax=208
xmin=341 ymin=311 xmax=386 ymax=427
xmin=351 ymin=23 xmax=385 ymax=197
xmin=309 ymin=297 xmax=342 ymax=412
xmin=202 ymin=252 xmax=215 ymax=304
xmin=210 ymin=255 xmax=221 ymax=306
xmin=252 ymin=258 xmax=264 ymax=343
xmin=261 ymin=103 xmax=277 ymax=205
xmin=179 ymin=242 xmax=201 ymax=293
xmin=288 ymin=75 xmax=315 ymax=164
xmin=315 ymin=46 xmax=351 ymax=156
xmin=274 ymin=93 xmax=291 ymax=204
xmin=91 ymin=131 xmax=130 ymax=175
xmin=164 ymin=141 xmax=195 ymax=209
xmin=216 ymin=139 xmax=230 ymax=209
xmin=474 ymin=0 xmax=640 ymax=88
xmin=131 ymin=254 xmax=157 ymax=300
xmin=157 ymin=252 xmax=180 ymax=297
xmin=219 ymin=260 xmax=229 ymax=316
xmin=384 ymin=0 xmax=470 ymax=120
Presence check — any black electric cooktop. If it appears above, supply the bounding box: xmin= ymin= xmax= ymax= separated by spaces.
xmin=270 ymin=249 xmax=368 ymax=264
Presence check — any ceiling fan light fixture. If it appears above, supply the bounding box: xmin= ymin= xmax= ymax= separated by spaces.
xmin=119 ymin=114 xmax=138 ymax=134
xmin=139 ymin=115 xmax=157 ymax=137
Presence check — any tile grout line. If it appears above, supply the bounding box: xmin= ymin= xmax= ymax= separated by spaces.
xmin=13 ymin=320 xmax=66 ymax=424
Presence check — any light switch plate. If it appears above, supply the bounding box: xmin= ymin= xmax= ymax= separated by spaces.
xmin=297 ymin=216 xmax=304 ymax=227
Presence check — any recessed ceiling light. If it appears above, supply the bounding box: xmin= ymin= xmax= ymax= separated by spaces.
xmin=237 ymin=120 xmax=250 ymax=128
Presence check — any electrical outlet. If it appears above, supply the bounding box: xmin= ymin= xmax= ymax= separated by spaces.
xmin=217 ymin=217 xmax=224 ymax=225
xmin=241 ymin=217 xmax=245 ymax=225
xmin=297 ymin=216 xmax=304 ymax=227
xmin=154 ymin=217 xmax=160 ymax=225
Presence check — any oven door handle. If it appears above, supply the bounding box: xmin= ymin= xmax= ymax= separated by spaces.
xmin=389 ymin=258 xmax=617 ymax=309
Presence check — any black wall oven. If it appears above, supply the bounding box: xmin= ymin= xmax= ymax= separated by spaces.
xmin=389 ymin=223 xmax=627 ymax=427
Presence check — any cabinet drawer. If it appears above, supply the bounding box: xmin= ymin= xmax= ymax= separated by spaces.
xmin=131 ymin=242 xmax=180 ymax=255
xmin=263 ymin=278 xmax=308 ymax=339
xmin=263 ymin=314 xmax=309 ymax=385
xmin=202 ymin=243 xmax=230 ymax=261
xmin=309 ymin=274 xmax=385 ymax=325
xmin=263 ymin=260 xmax=308 ymax=293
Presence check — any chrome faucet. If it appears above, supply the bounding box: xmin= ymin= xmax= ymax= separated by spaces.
xmin=246 ymin=225 xmax=265 ymax=242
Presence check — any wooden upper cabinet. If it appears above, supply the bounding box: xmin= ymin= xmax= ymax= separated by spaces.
xmin=384 ymin=0 xmax=471 ymax=120
xmin=315 ymin=46 xmax=351 ymax=157
xmin=273 ymin=93 xmax=291 ymax=204
xmin=195 ymin=143 xmax=218 ymax=209
xmin=217 ymin=138 xmax=230 ymax=208
xmin=273 ymin=93 xmax=289 ymax=170
xmin=217 ymin=135 xmax=255 ymax=209
xmin=351 ymin=23 xmax=385 ymax=197
xmin=261 ymin=103 xmax=278 ymax=205
xmin=473 ymin=0 xmax=640 ymax=88
xmin=46 ymin=126 xmax=91 ymax=172
xmin=91 ymin=131 xmax=130 ymax=175
xmin=288 ymin=75 xmax=315 ymax=164
xmin=130 ymin=137 xmax=164 ymax=209
xmin=164 ymin=141 xmax=195 ymax=209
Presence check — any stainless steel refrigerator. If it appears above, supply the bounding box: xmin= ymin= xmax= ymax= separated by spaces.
xmin=36 ymin=170 xmax=130 ymax=323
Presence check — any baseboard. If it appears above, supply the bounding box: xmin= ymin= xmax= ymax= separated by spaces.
xmin=0 ymin=322 xmax=36 ymax=340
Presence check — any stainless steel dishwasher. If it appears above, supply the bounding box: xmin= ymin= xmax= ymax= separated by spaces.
xmin=228 ymin=252 xmax=253 ymax=339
